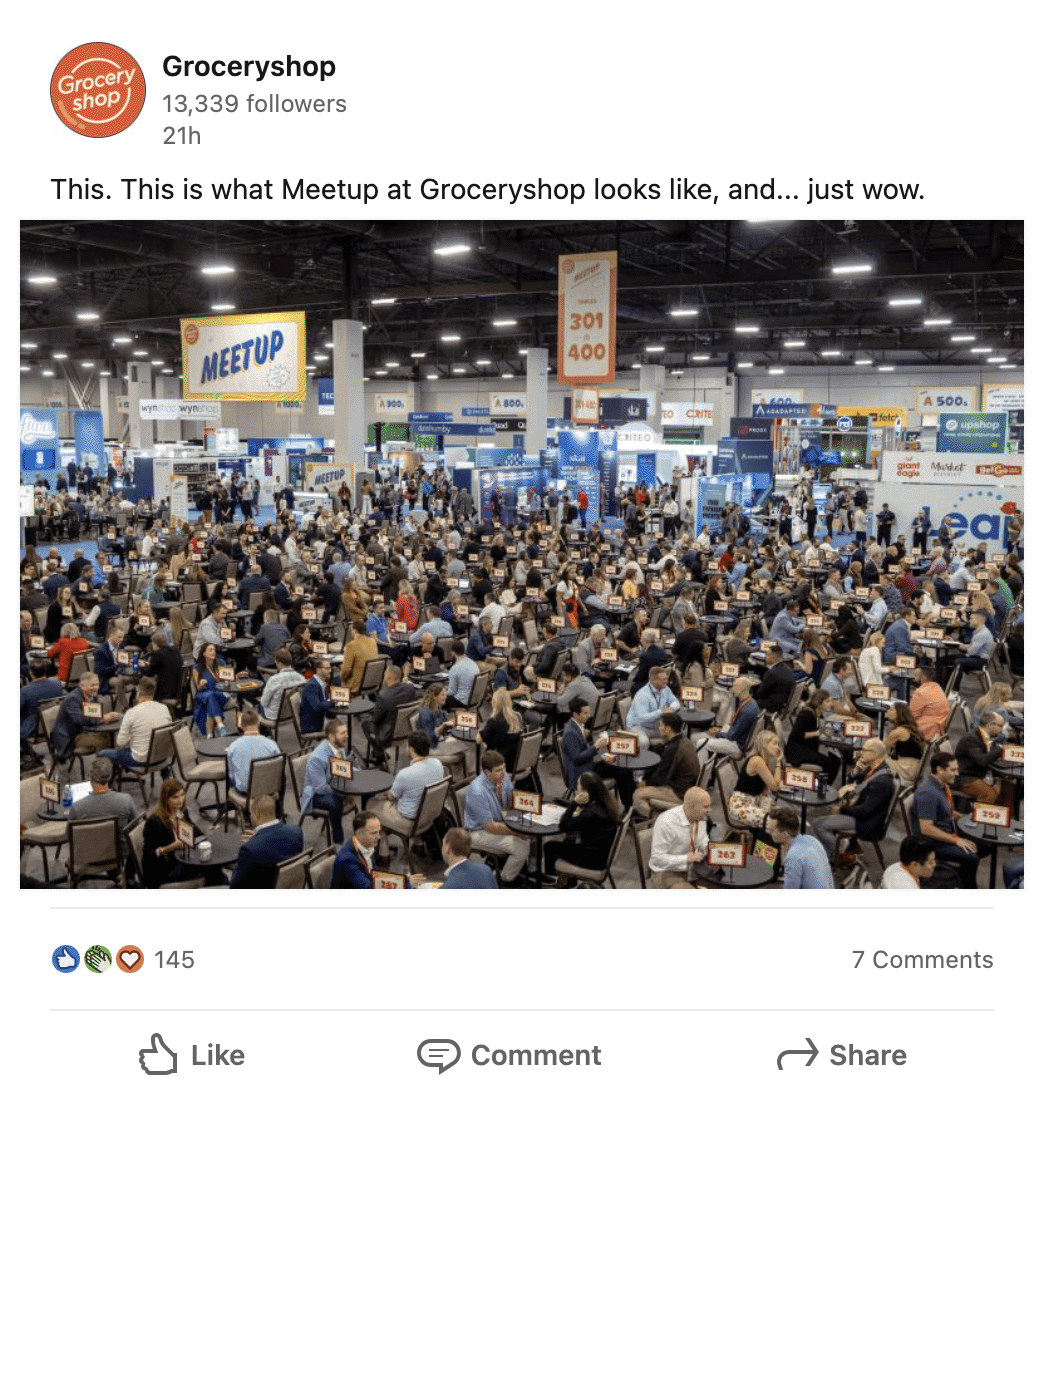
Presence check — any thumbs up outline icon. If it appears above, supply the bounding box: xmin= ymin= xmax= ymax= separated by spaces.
xmin=139 ymin=1033 xmax=177 ymax=1076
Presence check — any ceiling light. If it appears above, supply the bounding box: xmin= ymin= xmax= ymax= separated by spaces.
xmin=692 ymin=354 xmax=711 ymax=361
xmin=200 ymin=264 xmax=235 ymax=276
xmin=820 ymin=350 xmax=842 ymax=357
xmin=518 ymin=349 xmax=528 ymax=355
xmin=112 ymin=336 xmax=132 ymax=344
xmin=20 ymin=364 xmax=30 ymax=372
xmin=999 ymin=364 xmax=1016 ymax=370
xmin=923 ymin=318 xmax=952 ymax=327
xmin=501 ymin=373 xmax=514 ymax=379
xmin=855 ymin=357 xmax=872 ymax=366
xmin=42 ymin=369 xmax=55 ymax=376
xmin=986 ymin=356 xmax=1008 ymax=364
xmin=371 ymin=297 xmax=397 ymax=305
xmin=669 ymin=307 xmax=699 ymax=317
xmin=133 ymin=350 xmax=148 ymax=357
xmin=28 ymin=274 xmax=57 ymax=284
xmin=211 ymin=302 xmax=235 ymax=311
xmin=162 ymin=368 xmax=174 ymax=375
xmin=441 ymin=334 xmax=461 ymax=342
xmin=384 ymin=360 xmax=399 ymax=368
xmin=313 ymin=354 xmax=328 ymax=362
xmin=433 ymin=244 xmax=469 ymax=256
xmin=969 ymin=347 xmax=990 ymax=354
xmin=21 ymin=342 xmax=38 ymax=349
xmin=831 ymin=261 xmax=872 ymax=274
xmin=492 ymin=318 xmax=517 ymax=327
xmin=735 ymin=325 xmax=759 ymax=334
xmin=768 ymin=367 xmax=784 ymax=375
xmin=782 ymin=339 xmax=806 ymax=348
xmin=151 ymin=359 xmax=163 ymax=366
xmin=452 ymin=366 xmax=467 ymax=374
xmin=645 ymin=345 xmax=665 ymax=353
xmin=950 ymin=334 xmax=976 ymax=342
xmin=736 ymin=361 xmax=753 ymax=369
xmin=76 ymin=310 xmax=99 ymax=320
xmin=82 ymin=361 xmax=95 ymax=369
xmin=375 ymin=369 xmax=388 ymax=376
xmin=877 ymin=365 xmax=895 ymax=372
xmin=410 ymin=352 xmax=426 ymax=359
xmin=99 ymin=369 xmax=111 ymax=377
xmin=474 ymin=359 xmax=492 ymax=366
xmin=426 ymin=372 xmax=439 ymax=379
xmin=888 ymin=296 xmax=922 ymax=307
xmin=53 ymin=352 xmax=67 ymax=359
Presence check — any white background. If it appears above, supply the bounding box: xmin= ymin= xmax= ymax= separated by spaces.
xmin=11 ymin=4 xmax=1036 ymax=1375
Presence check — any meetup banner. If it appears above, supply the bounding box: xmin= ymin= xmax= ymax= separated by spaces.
xmin=74 ymin=410 xmax=105 ymax=467
xmin=557 ymin=251 xmax=617 ymax=385
xmin=181 ymin=310 xmax=306 ymax=401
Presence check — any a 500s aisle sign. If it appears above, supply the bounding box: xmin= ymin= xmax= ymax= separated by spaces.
xmin=181 ymin=311 xmax=306 ymax=402
xmin=557 ymin=252 xmax=616 ymax=385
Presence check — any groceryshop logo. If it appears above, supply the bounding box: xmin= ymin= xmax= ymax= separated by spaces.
xmin=51 ymin=43 xmax=146 ymax=137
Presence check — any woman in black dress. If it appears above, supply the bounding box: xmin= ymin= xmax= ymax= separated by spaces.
xmin=141 ymin=778 xmax=217 ymax=887
xmin=785 ymin=689 xmax=841 ymax=783
xmin=543 ymin=773 xmax=623 ymax=884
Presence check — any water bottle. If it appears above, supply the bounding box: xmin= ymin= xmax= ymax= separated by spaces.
xmin=61 ymin=781 xmax=73 ymax=813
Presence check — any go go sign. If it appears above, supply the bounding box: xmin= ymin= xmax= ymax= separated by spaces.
xmin=557 ymin=252 xmax=617 ymax=385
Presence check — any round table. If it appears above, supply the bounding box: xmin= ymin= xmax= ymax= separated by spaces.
xmin=956 ymin=815 xmax=1023 ymax=890
xmin=177 ymin=827 xmax=243 ymax=875
xmin=501 ymin=807 xmax=566 ymax=882
xmin=817 ymin=733 xmax=865 ymax=786
xmin=691 ymin=855 xmax=776 ymax=888
xmin=333 ymin=695 xmax=375 ymax=751
xmin=777 ymin=782 xmax=840 ymax=831
xmin=195 ymin=733 xmax=242 ymax=758
xmin=219 ymin=638 xmax=257 ymax=670
xmin=679 ymin=706 xmax=715 ymax=734
xmin=330 ymin=768 xmax=394 ymax=808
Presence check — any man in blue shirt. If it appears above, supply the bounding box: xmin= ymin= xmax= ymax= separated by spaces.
xmin=953 ymin=613 xmax=995 ymax=687
xmin=21 ymin=663 xmax=64 ymax=764
xmin=299 ymin=660 xmax=340 ymax=736
xmin=462 ymin=750 xmax=529 ymax=883
xmin=229 ymin=794 xmax=303 ymax=888
xmin=701 ymin=678 xmax=760 ymax=759
xmin=768 ymin=601 xmax=805 ymax=658
xmin=440 ymin=828 xmax=498 ymax=888
xmin=446 ymin=641 xmax=479 ymax=709
xmin=626 ymin=666 xmax=680 ymax=749
xmin=226 ymin=707 xmax=282 ymax=792
xmin=373 ymin=731 xmax=445 ymax=834
xmin=767 ymin=807 xmax=834 ymax=888
xmin=300 ymin=718 xmax=349 ymax=843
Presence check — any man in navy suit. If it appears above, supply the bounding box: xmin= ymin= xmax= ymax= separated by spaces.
xmin=560 ymin=699 xmax=606 ymax=792
xmin=229 ymin=794 xmax=304 ymax=888
xmin=440 ymin=828 xmax=498 ymax=889
xmin=299 ymin=659 xmax=339 ymax=735
xmin=331 ymin=811 xmax=414 ymax=889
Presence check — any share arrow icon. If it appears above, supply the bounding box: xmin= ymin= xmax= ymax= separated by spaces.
xmin=777 ymin=1037 xmax=819 ymax=1071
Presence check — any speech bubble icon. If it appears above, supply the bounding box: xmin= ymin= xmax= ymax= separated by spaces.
xmin=417 ymin=1039 xmax=461 ymax=1074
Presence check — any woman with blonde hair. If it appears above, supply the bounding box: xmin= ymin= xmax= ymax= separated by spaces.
xmin=728 ymin=729 xmax=784 ymax=828
xmin=340 ymin=577 xmax=370 ymax=625
xmin=480 ymin=686 xmax=523 ymax=768
xmin=858 ymin=631 xmax=885 ymax=688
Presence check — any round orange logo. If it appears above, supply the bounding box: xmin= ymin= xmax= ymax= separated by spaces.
xmin=184 ymin=323 xmax=200 ymax=346
xmin=51 ymin=42 xmax=145 ymax=137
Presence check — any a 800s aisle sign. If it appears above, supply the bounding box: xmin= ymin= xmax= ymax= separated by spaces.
xmin=181 ymin=311 xmax=307 ymax=402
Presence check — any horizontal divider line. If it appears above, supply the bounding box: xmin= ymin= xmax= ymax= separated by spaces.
xmin=51 ymin=1007 xmax=996 ymax=1013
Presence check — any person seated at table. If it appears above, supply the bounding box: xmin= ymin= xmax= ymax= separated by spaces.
xmin=626 ymin=665 xmax=681 ymax=750
xmin=465 ymin=616 xmax=497 ymax=669
xmin=192 ymin=643 xmax=231 ymax=738
xmin=909 ymin=665 xmax=950 ymax=743
xmin=361 ymin=665 xmax=418 ymax=765
xmin=98 ymin=676 xmax=172 ymax=776
xmin=92 ymin=625 xmax=134 ymax=712
xmin=951 ymin=612 xmax=995 ymax=687
xmin=630 ymin=628 xmax=669 ymax=694
xmin=811 ymin=737 xmax=895 ymax=863
xmin=880 ymin=835 xmax=937 ymax=890
xmin=701 ymin=677 xmax=760 ymax=760
xmin=559 ymin=698 xmax=608 ymax=792
xmin=331 ymin=810 xmax=407 ymax=889
xmin=882 ymin=704 xmax=926 ymax=786
xmin=253 ymin=608 xmax=291 ymax=669
xmin=543 ymin=772 xmax=623 ymax=884
xmin=729 ymin=730 xmax=784 ymax=830
xmin=970 ymin=681 xmax=1021 ymax=733
xmin=44 ymin=584 xmax=83 ymax=643
xmin=615 ymin=608 xmax=648 ymax=658
xmin=647 ymin=786 xmax=712 ymax=889
xmin=462 ymin=750 xmax=529 ymax=885
xmin=445 ymin=640 xmax=479 ymax=710
xmin=229 ymin=793 xmax=304 ymax=889
xmin=300 ymin=718 xmax=350 ymax=844
xmin=339 ymin=620 xmax=379 ymax=692
xmin=20 ymin=662 xmax=64 ymax=766
xmin=142 ymin=778 xmax=220 ymax=888
xmin=632 ymin=711 xmax=701 ymax=818
xmin=412 ymin=681 xmax=468 ymax=775
xmin=259 ymin=646 xmax=306 ymax=727
xmin=51 ymin=670 xmax=120 ymax=761
xmin=299 ymin=659 xmax=340 ymax=736
xmin=756 ymin=645 xmax=797 ymax=717
xmin=47 ymin=621 xmax=92 ymax=686
xmin=769 ymin=600 xmax=806 ymax=658
xmin=395 ymin=581 xmax=420 ymax=632
xmin=482 ymin=687 xmax=526 ymax=770
xmin=191 ymin=599 xmax=228 ymax=659
xmin=373 ymin=731 xmax=446 ymax=842
xmin=68 ymin=756 xmax=137 ymax=867
xmin=786 ymin=689 xmax=842 ymax=784
xmin=339 ymin=578 xmax=370 ymax=625
xmin=910 ymin=752 xmax=986 ymax=888
xmin=288 ymin=623 xmax=316 ymax=674
xmin=765 ymin=806 xmax=834 ymax=889
xmin=226 ymin=707 xmax=282 ymax=792
xmin=440 ymin=827 xmax=498 ymax=889
xmin=858 ymin=631 xmax=886 ymax=689
xmin=954 ymin=711 xmax=1015 ymax=810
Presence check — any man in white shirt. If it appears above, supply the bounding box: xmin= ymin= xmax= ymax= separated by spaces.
xmin=648 ymin=786 xmax=712 ymax=888
xmin=98 ymin=677 xmax=172 ymax=773
xmin=881 ymin=835 xmax=937 ymax=889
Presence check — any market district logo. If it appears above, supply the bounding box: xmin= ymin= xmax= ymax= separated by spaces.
xmin=51 ymin=42 xmax=145 ymax=137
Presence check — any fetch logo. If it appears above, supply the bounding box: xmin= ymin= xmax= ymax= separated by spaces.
xmin=51 ymin=43 xmax=146 ymax=137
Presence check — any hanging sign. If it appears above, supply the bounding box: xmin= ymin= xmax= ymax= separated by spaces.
xmin=571 ymin=388 xmax=599 ymax=425
xmin=374 ymin=393 xmax=411 ymax=419
xmin=181 ymin=310 xmax=306 ymax=402
xmin=139 ymin=399 xmax=223 ymax=421
xmin=489 ymin=392 xmax=527 ymax=416
xmin=916 ymin=387 xmax=977 ymax=414
xmin=557 ymin=251 xmax=617 ymax=385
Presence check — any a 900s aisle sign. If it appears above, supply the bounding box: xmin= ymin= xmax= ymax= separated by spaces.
xmin=558 ymin=252 xmax=616 ymax=385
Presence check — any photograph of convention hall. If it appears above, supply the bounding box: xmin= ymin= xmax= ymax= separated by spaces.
xmin=19 ymin=219 xmax=1024 ymax=890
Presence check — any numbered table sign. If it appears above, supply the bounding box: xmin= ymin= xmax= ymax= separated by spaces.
xmin=331 ymin=686 xmax=352 ymax=706
xmin=844 ymin=720 xmax=871 ymax=739
xmin=492 ymin=635 xmax=509 ymax=651
xmin=392 ymin=620 xmax=408 ymax=636
xmin=83 ymin=700 xmax=102 ymax=721
xmin=301 ymin=605 xmax=317 ymax=621
xmin=708 ymin=841 xmax=747 ymax=869
xmin=599 ymin=647 xmax=618 ymax=664
xmin=312 ymin=641 xmax=329 ymax=656
xmin=1000 ymin=745 xmax=1025 ymax=765
xmin=372 ymin=871 xmax=406 ymax=890
xmin=455 ymin=710 xmax=478 ymax=732
xmin=735 ymin=591 xmax=752 ymax=603
xmin=972 ymin=803 xmax=1010 ymax=829
xmin=40 ymin=778 xmax=60 ymax=804
xmin=608 ymin=732 xmax=638 ymax=758
xmin=557 ymin=250 xmax=617 ymax=385
xmin=714 ymin=599 xmax=730 ymax=612
xmin=550 ymin=615 xmax=565 ymax=629
xmin=805 ymin=614 xmax=824 ymax=629
xmin=720 ymin=663 xmax=740 ymax=680
xmin=783 ymin=767 xmax=816 ymax=792
xmin=895 ymin=655 xmax=917 ymax=671
xmin=865 ymin=685 xmax=889 ymax=701
xmin=411 ymin=656 xmax=426 ymax=673
xmin=536 ymin=678 xmax=557 ymax=695
xmin=177 ymin=821 xmax=195 ymax=849
xmin=608 ymin=595 xmax=624 ymax=609
xmin=330 ymin=757 xmax=354 ymax=782
xmin=513 ymin=790 xmax=542 ymax=816
xmin=219 ymin=626 xmax=234 ymax=642
xmin=681 ymin=686 xmax=704 ymax=705
xmin=218 ymin=666 xmax=235 ymax=684
xmin=30 ymin=634 xmax=45 ymax=649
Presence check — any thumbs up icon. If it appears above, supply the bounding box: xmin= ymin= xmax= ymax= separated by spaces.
xmin=51 ymin=945 xmax=80 ymax=973
xmin=139 ymin=1032 xmax=177 ymax=1076
xmin=56 ymin=948 xmax=76 ymax=969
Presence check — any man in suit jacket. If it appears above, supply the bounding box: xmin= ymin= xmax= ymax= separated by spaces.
xmin=560 ymin=699 xmax=604 ymax=791
xmin=229 ymin=795 xmax=304 ymax=888
xmin=299 ymin=660 xmax=340 ymax=735
xmin=331 ymin=811 xmax=414 ymax=889
xmin=440 ymin=828 xmax=498 ymax=888
xmin=954 ymin=712 xmax=1014 ymax=808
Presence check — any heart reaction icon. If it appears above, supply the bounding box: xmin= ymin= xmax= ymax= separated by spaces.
xmin=117 ymin=946 xmax=144 ymax=974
